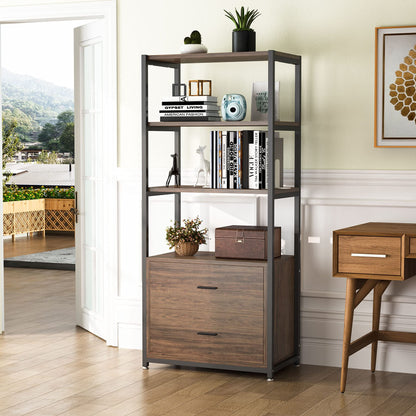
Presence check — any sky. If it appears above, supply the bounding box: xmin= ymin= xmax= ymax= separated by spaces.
xmin=1 ymin=20 xmax=85 ymax=90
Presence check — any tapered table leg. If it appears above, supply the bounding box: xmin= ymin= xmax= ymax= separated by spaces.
xmin=340 ymin=277 xmax=357 ymax=393
xmin=371 ymin=280 xmax=390 ymax=373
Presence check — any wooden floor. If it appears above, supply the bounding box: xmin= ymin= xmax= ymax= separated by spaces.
xmin=3 ymin=233 xmax=75 ymax=259
xmin=1 ymin=266 xmax=416 ymax=414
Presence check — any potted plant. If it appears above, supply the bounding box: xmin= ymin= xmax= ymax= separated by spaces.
xmin=180 ymin=30 xmax=208 ymax=54
xmin=166 ymin=216 xmax=208 ymax=256
xmin=224 ymin=6 xmax=260 ymax=52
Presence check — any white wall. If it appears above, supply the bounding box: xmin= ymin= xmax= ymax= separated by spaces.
xmin=1 ymin=0 xmax=416 ymax=373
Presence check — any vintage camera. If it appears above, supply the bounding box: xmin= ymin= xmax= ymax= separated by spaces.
xmin=221 ymin=94 xmax=247 ymax=121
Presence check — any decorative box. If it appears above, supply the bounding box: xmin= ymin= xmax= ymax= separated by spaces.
xmin=215 ymin=225 xmax=281 ymax=260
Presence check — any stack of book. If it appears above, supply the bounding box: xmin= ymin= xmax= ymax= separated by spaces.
xmin=210 ymin=130 xmax=283 ymax=190
xmin=159 ymin=96 xmax=221 ymax=122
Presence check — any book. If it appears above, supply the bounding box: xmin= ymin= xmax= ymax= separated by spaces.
xmin=217 ymin=131 xmax=222 ymax=188
xmin=241 ymin=130 xmax=252 ymax=189
xmin=159 ymin=111 xmax=220 ymax=117
xmin=221 ymin=131 xmax=228 ymax=188
xmin=252 ymin=131 xmax=260 ymax=189
xmin=210 ymin=131 xmax=216 ymax=189
xmin=160 ymin=116 xmax=221 ymax=122
xmin=162 ymin=95 xmax=218 ymax=104
xmin=161 ymin=104 xmax=220 ymax=111
xmin=236 ymin=131 xmax=242 ymax=189
xmin=259 ymin=132 xmax=266 ymax=189
xmin=228 ymin=131 xmax=237 ymax=189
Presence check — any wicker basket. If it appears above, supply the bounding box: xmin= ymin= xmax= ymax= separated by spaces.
xmin=175 ymin=242 xmax=199 ymax=256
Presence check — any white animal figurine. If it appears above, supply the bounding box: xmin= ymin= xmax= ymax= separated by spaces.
xmin=194 ymin=145 xmax=210 ymax=187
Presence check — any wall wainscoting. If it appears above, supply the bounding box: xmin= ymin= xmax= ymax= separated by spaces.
xmin=115 ymin=167 xmax=416 ymax=373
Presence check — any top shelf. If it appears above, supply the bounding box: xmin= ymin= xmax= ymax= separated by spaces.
xmin=147 ymin=50 xmax=301 ymax=66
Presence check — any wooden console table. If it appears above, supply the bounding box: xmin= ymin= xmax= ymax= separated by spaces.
xmin=333 ymin=222 xmax=416 ymax=393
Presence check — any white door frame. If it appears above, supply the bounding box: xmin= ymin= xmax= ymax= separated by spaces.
xmin=0 ymin=1 xmax=118 ymax=346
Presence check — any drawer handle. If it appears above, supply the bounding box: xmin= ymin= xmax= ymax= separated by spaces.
xmin=197 ymin=285 xmax=218 ymax=290
xmin=197 ymin=332 xmax=218 ymax=336
xmin=351 ymin=253 xmax=387 ymax=258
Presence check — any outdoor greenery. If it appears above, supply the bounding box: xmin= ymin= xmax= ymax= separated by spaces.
xmin=2 ymin=117 xmax=24 ymax=184
xmin=38 ymin=110 xmax=74 ymax=155
xmin=2 ymin=69 xmax=73 ymax=144
xmin=166 ymin=217 xmax=208 ymax=249
xmin=3 ymin=185 xmax=75 ymax=202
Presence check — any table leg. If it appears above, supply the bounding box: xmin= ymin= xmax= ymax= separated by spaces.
xmin=371 ymin=280 xmax=390 ymax=373
xmin=340 ymin=277 xmax=357 ymax=393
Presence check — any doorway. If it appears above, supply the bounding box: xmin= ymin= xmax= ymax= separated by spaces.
xmin=0 ymin=1 xmax=117 ymax=345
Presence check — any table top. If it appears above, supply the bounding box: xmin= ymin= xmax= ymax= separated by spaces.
xmin=334 ymin=222 xmax=416 ymax=237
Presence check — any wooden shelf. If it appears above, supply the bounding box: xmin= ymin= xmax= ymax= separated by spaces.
xmin=148 ymin=121 xmax=300 ymax=131
xmin=148 ymin=186 xmax=300 ymax=198
xmin=147 ymin=50 xmax=301 ymax=65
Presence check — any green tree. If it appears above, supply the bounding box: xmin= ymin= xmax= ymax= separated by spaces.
xmin=59 ymin=122 xmax=74 ymax=155
xmin=37 ymin=150 xmax=58 ymax=164
xmin=38 ymin=122 xmax=59 ymax=145
xmin=2 ymin=118 xmax=24 ymax=184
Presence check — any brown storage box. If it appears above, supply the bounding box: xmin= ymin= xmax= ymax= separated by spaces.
xmin=215 ymin=225 xmax=281 ymax=260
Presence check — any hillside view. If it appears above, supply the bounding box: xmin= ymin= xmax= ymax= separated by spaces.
xmin=2 ymin=68 xmax=74 ymax=145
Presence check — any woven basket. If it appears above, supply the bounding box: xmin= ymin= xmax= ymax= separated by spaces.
xmin=175 ymin=242 xmax=199 ymax=256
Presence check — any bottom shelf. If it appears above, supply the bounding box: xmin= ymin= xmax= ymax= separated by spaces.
xmin=144 ymin=251 xmax=296 ymax=377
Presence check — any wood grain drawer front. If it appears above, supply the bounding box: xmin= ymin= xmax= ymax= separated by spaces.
xmin=147 ymin=310 xmax=265 ymax=367
xmin=148 ymin=261 xmax=264 ymax=315
xmin=410 ymin=238 xmax=416 ymax=255
xmin=337 ymin=236 xmax=401 ymax=276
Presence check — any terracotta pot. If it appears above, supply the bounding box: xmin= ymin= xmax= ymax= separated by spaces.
xmin=175 ymin=242 xmax=199 ymax=256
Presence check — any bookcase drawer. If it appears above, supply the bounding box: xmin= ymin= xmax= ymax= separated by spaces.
xmin=147 ymin=261 xmax=264 ymax=315
xmin=147 ymin=309 xmax=265 ymax=367
xmin=337 ymin=235 xmax=401 ymax=276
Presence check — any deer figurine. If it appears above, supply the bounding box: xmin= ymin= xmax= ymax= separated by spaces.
xmin=194 ymin=145 xmax=210 ymax=187
xmin=166 ymin=153 xmax=180 ymax=187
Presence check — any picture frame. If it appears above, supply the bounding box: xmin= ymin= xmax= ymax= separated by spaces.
xmin=251 ymin=81 xmax=280 ymax=122
xmin=375 ymin=26 xmax=416 ymax=147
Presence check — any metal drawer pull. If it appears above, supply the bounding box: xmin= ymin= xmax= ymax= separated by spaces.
xmin=197 ymin=285 xmax=218 ymax=290
xmin=197 ymin=332 xmax=218 ymax=336
xmin=351 ymin=253 xmax=387 ymax=258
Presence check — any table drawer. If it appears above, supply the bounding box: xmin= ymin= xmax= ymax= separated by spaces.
xmin=337 ymin=236 xmax=401 ymax=276
xmin=410 ymin=238 xmax=416 ymax=255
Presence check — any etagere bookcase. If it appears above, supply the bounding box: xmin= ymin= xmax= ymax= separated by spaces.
xmin=142 ymin=50 xmax=301 ymax=380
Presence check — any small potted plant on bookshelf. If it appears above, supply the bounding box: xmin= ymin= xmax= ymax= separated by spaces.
xmin=224 ymin=6 xmax=260 ymax=52
xmin=180 ymin=30 xmax=208 ymax=54
xmin=166 ymin=216 xmax=208 ymax=256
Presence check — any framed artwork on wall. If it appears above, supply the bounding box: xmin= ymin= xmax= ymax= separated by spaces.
xmin=375 ymin=26 xmax=416 ymax=147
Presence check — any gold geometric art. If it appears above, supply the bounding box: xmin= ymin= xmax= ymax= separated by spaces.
xmin=389 ymin=45 xmax=416 ymax=123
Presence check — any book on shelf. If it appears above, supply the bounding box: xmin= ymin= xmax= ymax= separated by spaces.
xmin=159 ymin=111 xmax=220 ymax=117
xmin=161 ymin=95 xmax=218 ymax=105
xmin=159 ymin=95 xmax=221 ymax=122
xmin=160 ymin=116 xmax=221 ymax=122
xmin=161 ymin=104 xmax=220 ymax=111
xmin=210 ymin=130 xmax=284 ymax=190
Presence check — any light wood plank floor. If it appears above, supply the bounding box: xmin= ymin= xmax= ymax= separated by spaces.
xmin=4 ymin=233 xmax=75 ymax=259
xmin=2 ymin=267 xmax=416 ymax=415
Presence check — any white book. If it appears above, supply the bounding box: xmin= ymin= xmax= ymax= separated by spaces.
xmin=250 ymin=130 xmax=260 ymax=189
xmin=161 ymin=95 xmax=218 ymax=103
xmin=161 ymin=104 xmax=220 ymax=111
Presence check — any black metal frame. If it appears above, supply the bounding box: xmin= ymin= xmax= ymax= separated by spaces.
xmin=141 ymin=51 xmax=301 ymax=379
